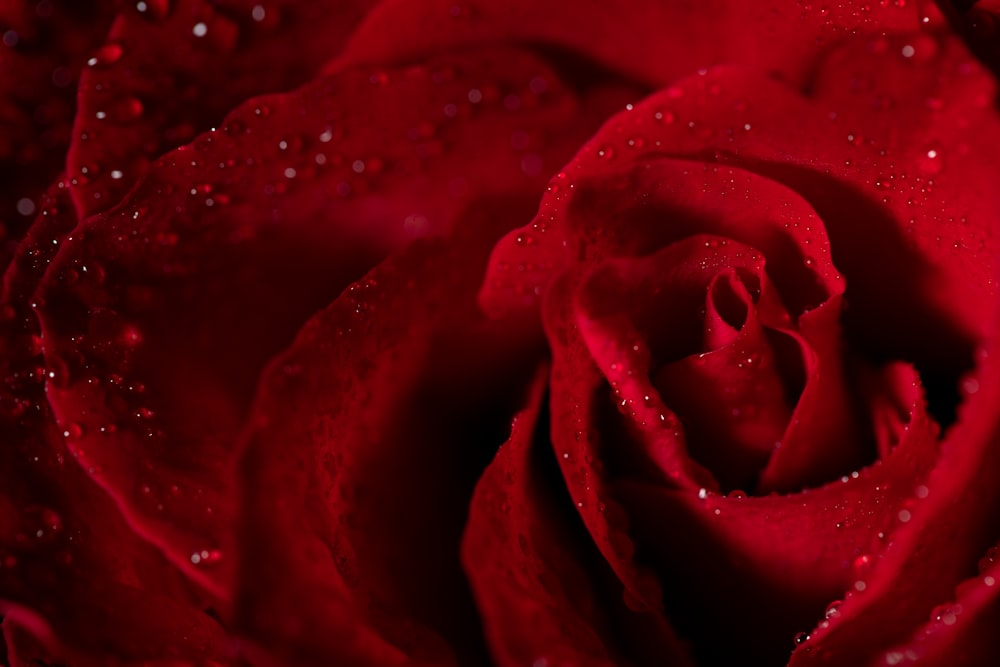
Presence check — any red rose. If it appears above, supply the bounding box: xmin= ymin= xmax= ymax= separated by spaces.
xmin=3 ymin=1 xmax=1000 ymax=666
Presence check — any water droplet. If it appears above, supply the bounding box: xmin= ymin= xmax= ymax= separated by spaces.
xmin=825 ymin=600 xmax=842 ymax=619
xmin=16 ymin=198 xmax=36 ymax=216
xmin=931 ymin=604 xmax=958 ymax=625
xmin=596 ymin=145 xmax=615 ymax=160
xmin=918 ymin=146 xmax=943 ymax=175
xmin=189 ymin=548 xmax=223 ymax=565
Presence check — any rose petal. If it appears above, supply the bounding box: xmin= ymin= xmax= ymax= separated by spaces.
xmin=337 ymin=0 xmax=922 ymax=89
xmin=482 ymin=158 xmax=842 ymax=325
xmin=478 ymin=26 xmax=1000 ymax=666
xmin=543 ymin=271 xmax=680 ymax=616
xmin=480 ymin=34 xmax=999 ymax=385
xmin=462 ymin=367 xmax=694 ymax=667
xmin=614 ymin=363 xmax=941 ymax=664
xmin=867 ymin=551 xmax=1000 ymax=666
xmin=0 ymin=1 xmax=116 ymax=271
xmin=756 ymin=294 xmax=875 ymax=493
xmin=936 ymin=0 xmax=1000 ymax=80
xmin=496 ymin=158 xmax=875 ymax=493
xmin=462 ymin=370 xmax=618 ymax=667
xmin=787 ymin=349 xmax=1000 ymax=664
xmin=68 ymin=0 xmax=379 ymax=218
xmin=574 ymin=235 xmax=798 ymax=491
xmin=1 ymin=191 xmax=231 ymax=664
xmin=35 ymin=48 xmax=635 ymax=594
xmin=547 ymin=267 xmax=942 ymax=664
xmin=523 ymin=138 xmax=951 ymax=657
xmin=234 ymin=211 xmax=545 ymax=664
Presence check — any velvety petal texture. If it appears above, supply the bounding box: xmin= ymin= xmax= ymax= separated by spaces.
xmin=338 ymin=0 xmax=924 ymax=88
xmin=234 ymin=213 xmax=545 ymax=665
xmin=4 ymin=1 xmax=1000 ymax=665
xmin=68 ymin=0 xmax=379 ymax=219
xmin=1 ymin=186 xmax=233 ymax=665
xmin=461 ymin=369 xmax=694 ymax=667
xmin=476 ymin=20 xmax=1000 ymax=667
xmin=33 ymin=47 xmax=635 ymax=596
xmin=0 ymin=0 xmax=116 ymax=270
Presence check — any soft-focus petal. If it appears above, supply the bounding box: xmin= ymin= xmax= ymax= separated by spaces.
xmin=339 ymin=0 xmax=922 ymax=88
xmin=235 ymin=211 xmax=544 ymax=665
xmin=1 ymin=187 xmax=232 ymax=665
xmin=34 ymin=48 xmax=636 ymax=594
xmin=865 ymin=548 xmax=1000 ymax=667
xmin=481 ymin=34 xmax=1000 ymax=377
xmin=0 ymin=0 xmax=116 ymax=270
xmin=68 ymin=0 xmax=379 ymax=218
xmin=462 ymin=368 xmax=694 ymax=667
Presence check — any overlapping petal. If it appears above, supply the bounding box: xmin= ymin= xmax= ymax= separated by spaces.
xmin=0 ymin=0 xmax=116 ymax=270
xmin=1 ymin=186 xmax=232 ymax=665
xmin=34 ymin=47 xmax=637 ymax=596
xmin=339 ymin=0 xmax=923 ymax=89
xmin=234 ymin=209 xmax=546 ymax=665
xmin=462 ymin=369 xmax=694 ymax=667
xmin=68 ymin=0 xmax=379 ymax=219
xmin=476 ymin=24 xmax=1000 ymax=666
xmin=3 ymin=1 xmax=1000 ymax=665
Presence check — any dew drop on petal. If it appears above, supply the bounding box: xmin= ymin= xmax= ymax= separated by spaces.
xmin=918 ymin=146 xmax=943 ymax=175
xmin=16 ymin=198 xmax=36 ymax=216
